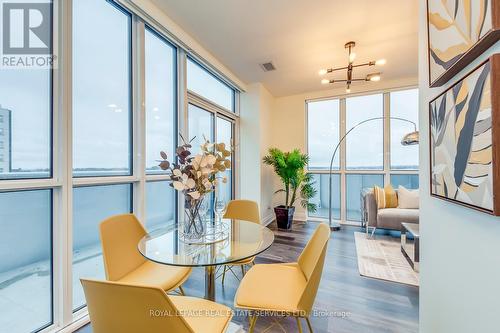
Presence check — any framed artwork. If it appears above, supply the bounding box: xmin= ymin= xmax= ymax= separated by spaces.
xmin=427 ymin=0 xmax=500 ymax=87
xmin=430 ymin=55 xmax=500 ymax=215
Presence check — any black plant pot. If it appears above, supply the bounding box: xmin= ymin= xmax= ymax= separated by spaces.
xmin=274 ymin=205 xmax=295 ymax=229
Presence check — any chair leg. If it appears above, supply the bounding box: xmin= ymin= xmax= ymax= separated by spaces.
xmin=370 ymin=227 xmax=377 ymax=238
xmin=228 ymin=266 xmax=241 ymax=280
xmin=305 ymin=316 xmax=314 ymax=333
xmin=241 ymin=265 xmax=245 ymax=276
xmin=178 ymin=285 xmax=185 ymax=296
xmin=296 ymin=317 xmax=303 ymax=333
xmin=221 ymin=266 xmax=227 ymax=285
xmin=248 ymin=315 xmax=258 ymax=333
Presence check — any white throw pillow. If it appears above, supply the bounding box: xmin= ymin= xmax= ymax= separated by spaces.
xmin=398 ymin=186 xmax=419 ymax=209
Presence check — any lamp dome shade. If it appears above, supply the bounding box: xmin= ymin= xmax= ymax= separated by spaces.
xmin=401 ymin=131 xmax=419 ymax=146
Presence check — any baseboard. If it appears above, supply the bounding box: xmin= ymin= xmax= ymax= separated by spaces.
xmin=262 ymin=211 xmax=307 ymax=225
xmin=261 ymin=213 xmax=275 ymax=226
xmin=43 ymin=313 xmax=90 ymax=333
xmin=294 ymin=212 xmax=307 ymax=221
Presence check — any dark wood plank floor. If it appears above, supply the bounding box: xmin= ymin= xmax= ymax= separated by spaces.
xmin=76 ymin=222 xmax=419 ymax=333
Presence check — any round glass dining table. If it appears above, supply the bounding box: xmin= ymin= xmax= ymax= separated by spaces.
xmin=138 ymin=219 xmax=275 ymax=301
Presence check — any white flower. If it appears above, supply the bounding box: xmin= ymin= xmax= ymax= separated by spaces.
xmin=173 ymin=181 xmax=184 ymax=191
xmin=206 ymin=154 xmax=217 ymax=165
xmin=202 ymin=179 xmax=212 ymax=190
xmin=173 ymin=169 xmax=182 ymax=177
xmin=188 ymin=191 xmax=201 ymax=200
xmin=173 ymin=173 xmax=195 ymax=191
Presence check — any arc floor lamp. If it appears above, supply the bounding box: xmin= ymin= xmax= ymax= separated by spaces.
xmin=328 ymin=117 xmax=419 ymax=230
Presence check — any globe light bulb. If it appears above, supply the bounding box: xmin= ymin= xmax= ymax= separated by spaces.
xmin=375 ymin=59 xmax=386 ymax=66
xmin=370 ymin=75 xmax=381 ymax=82
xmin=318 ymin=69 xmax=328 ymax=76
xmin=321 ymin=79 xmax=330 ymax=84
xmin=349 ymin=52 xmax=356 ymax=63
xmin=346 ymin=88 xmax=351 ymax=93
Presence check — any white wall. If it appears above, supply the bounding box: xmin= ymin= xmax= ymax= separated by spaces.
xmin=259 ymin=86 xmax=276 ymax=224
xmin=271 ymin=77 xmax=418 ymax=220
xmin=240 ymin=83 xmax=275 ymax=224
xmin=418 ymin=2 xmax=500 ymax=332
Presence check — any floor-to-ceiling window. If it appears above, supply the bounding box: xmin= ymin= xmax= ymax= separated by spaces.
xmin=0 ymin=0 xmax=53 ymax=331
xmin=0 ymin=0 xmax=240 ymax=331
xmin=71 ymin=0 xmax=133 ymax=312
xmin=186 ymin=58 xmax=237 ymax=203
xmin=307 ymin=88 xmax=419 ymax=224
xmin=144 ymin=27 xmax=177 ymax=231
xmin=307 ymin=99 xmax=340 ymax=219
xmin=389 ymin=89 xmax=419 ymax=189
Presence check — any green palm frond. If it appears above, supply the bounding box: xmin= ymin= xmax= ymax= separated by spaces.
xmin=263 ymin=148 xmax=317 ymax=211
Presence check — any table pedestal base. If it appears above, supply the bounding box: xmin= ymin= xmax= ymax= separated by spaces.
xmin=205 ymin=266 xmax=216 ymax=301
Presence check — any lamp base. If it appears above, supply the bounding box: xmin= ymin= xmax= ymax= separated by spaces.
xmin=329 ymin=222 xmax=341 ymax=231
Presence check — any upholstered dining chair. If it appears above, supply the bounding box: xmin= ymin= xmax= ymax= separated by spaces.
xmin=81 ymin=278 xmax=233 ymax=333
xmin=219 ymin=199 xmax=261 ymax=284
xmin=234 ymin=223 xmax=331 ymax=333
xmin=99 ymin=214 xmax=191 ymax=295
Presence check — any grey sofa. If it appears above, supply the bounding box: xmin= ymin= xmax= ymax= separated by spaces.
xmin=361 ymin=188 xmax=419 ymax=233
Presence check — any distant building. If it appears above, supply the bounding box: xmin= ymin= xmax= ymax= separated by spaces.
xmin=0 ymin=105 xmax=12 ymax=173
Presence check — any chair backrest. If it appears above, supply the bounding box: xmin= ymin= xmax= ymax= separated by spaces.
xmin=81 ymin=278 xmax=193 ymax=333
xmin=297 ymin=223 xmax=331 ymax=314
xmin=99 ymin=214 xmax=147 ymax=281
xmin=223 ymin=199 xmax=261 ymax=224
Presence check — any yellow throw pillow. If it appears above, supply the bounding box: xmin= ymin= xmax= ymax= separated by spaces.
xmin=373 ymin=186 xmax=386 ymax=209
xmin=384 ymin=184 xmax=398 ymax=208
xmin=373 ymin=185 xmax=398 ymax=209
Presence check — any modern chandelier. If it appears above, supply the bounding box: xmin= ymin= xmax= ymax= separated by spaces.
xmin=319 ymin=41 xmax=386 ymax=93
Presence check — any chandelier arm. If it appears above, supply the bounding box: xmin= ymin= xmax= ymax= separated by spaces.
xmin=330 ymin=66 xmax=349 ymax=72
xmin=350 ymin=78 xmax=367 ymax=81
xmin=352 ymin=62 xmax=373 ymax=68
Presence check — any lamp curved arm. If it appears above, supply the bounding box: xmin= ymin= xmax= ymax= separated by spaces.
xmin=327 ymin=117 xmax=417 ymax=228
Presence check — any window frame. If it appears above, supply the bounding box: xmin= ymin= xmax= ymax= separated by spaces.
xmin=305 ymin=86 xmax=419 ymax=225
xmin=71 ymin=182 xmax=133 ymax=312
xmin=144 ymin=25 xmax=178 ymax=176
xmin=186 ymin=56 xmax=236 ymax=114
xmin=0 ymin=188 xmax=54 ymax=332
xmin=0 ymin=0 xmax=242 ymax=331
xmin=186 ymin=91 xmax=238 ymax=202
xmin=72 ymin=0 xmax=133 ymax=178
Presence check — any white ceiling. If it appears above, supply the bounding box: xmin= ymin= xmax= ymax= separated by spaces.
xmin=151 ymin=0 xmax=419 ymax=97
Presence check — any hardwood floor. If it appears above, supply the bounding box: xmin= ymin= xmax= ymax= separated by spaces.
xmin=76 ymin=222 xmax=419 ymax=333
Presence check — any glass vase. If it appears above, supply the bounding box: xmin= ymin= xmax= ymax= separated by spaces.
xmin=182 ymin=194 xmax=207 ymax=242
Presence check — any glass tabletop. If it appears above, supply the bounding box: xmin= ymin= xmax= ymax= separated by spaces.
xmin=138 ymin=219 xmax=275 ymax=267
xmin=401 ymin=222 xmax=420 ymax=238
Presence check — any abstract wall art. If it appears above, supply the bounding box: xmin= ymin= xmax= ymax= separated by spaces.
xmin=430 ymin=55 xmax=500 ymax=215
xmin=427 ymin=0 xmax=499 ymax=87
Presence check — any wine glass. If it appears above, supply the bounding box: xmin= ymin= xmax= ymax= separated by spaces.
xmin=214 ymin=198 xmax=226 ymax=222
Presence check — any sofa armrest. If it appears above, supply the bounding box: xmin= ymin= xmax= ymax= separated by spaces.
xmin=361 ymin=188 xmax=377 ymax=228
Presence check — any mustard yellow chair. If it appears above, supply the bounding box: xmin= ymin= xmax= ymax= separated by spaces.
xmin=81 ymin=278 xmax=232 ymax=333
xmin=100 ymin=214 xmax=191 ymax=295
xmin=220 ymin=199 xmax=261 ymax=284
xmin=234 ymin=223 xmax=331 ymax=333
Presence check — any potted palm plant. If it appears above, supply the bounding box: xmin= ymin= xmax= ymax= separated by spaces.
xmin=263 ymin=148 xmax=317 ymax=229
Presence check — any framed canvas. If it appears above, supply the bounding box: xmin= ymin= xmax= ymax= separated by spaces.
xmin=429 ymin=55 xmax=500 ymax=215
xmin=427 ymin=0 xmax=500 ymax=87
